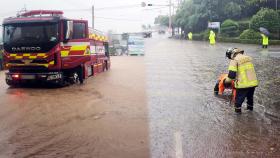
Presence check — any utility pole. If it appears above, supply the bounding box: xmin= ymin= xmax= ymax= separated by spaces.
xmin=169 ymin=0 xmax=172 ymax=34
xmin=92 ymin=5 xmax=95 ymax=29
xmin=142 ymin=1 xmax=173 ymax=35
xmin=276 ymin=0 xmax=278 ymax=11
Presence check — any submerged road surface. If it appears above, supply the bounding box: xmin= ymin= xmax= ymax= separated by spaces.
xmin=0 ymin=35 xmax=279 ymax=158
xmin=0 ymin=57 xmax=150 ymax=158
xmin=145 ymin=36 xmax=280 ymax=157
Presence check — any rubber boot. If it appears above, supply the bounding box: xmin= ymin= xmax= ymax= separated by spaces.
xmin=247 ymin=105 xmax=253 ymax=111
xmin=235 ymin=107 xmax=242 ymax=114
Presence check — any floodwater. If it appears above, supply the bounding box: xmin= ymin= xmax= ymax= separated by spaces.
xmin=0 ymin=35 xmax=279 ymax=157
xmin=0 ymin=57 xmax=150 ymax=158
xmin=145 ymin=35 xmax=280 ymax=157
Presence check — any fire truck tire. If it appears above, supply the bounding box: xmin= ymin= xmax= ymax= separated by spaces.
xmin=69 ymin=72 xmax=79 ymax=84
xmin=104 ymin=61 xmax=108 ymax=71
xmin=6 ymin=80 xmax=14 ymax=86
xmin=57 ymin=78 xmax=67 ymax=87
xmin=78 ymin=67 xmax=84 ymax=84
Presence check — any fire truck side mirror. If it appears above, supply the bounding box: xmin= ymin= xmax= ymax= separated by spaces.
xmin=63 ymin=20 xmax=73 ymax=43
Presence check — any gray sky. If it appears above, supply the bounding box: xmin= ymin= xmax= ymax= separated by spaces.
xmin=0 ymin=0 xmax=171 ymax=34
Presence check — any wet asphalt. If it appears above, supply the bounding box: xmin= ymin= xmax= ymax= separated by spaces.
xmin=145 ymin=35 xmax=280 ymax=157
xmin=0 ymin=34 xmax=279 ymax=157
xmin=0 ymin=57 xmax=149 ymax=158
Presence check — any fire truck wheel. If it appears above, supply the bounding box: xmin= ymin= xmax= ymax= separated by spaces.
xmin=6 ymin=80 xmax=14 ymax=86
xmin=69 ymin=72 xmax=79 ymax=84
xmin=104 ymin=61 xmax=108 ymax=71
xmin=78 ymin=67 xmax=84 ymax=84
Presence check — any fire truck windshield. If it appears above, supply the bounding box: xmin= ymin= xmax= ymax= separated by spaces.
xmin=3 ymin=22 xmax=59 ymax=53
xmin=4 ymin=23 xmax=58 ymax=44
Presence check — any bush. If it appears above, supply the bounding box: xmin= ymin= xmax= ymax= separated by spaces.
xmin=217 ymin=37 xmax=280 ymax=45
xmin=239 ymin=29 xmax=261 ymax=39
xmin=201 ymin=29 xmax=211 ymax=40
xmin=192 ymin=33 xmax=204 ymax=41
xmin=250 ymin=8 xmax=280 ymax=33
xmin=221 ymin=19 xmax=239 ymax=37
xmin=238 ymin=21 xmax=250 ymax=32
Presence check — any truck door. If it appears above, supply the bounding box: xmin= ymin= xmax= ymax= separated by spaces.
xmin=61 ymin=20 xmax=90 ymax=69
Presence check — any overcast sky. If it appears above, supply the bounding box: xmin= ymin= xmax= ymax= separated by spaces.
xmin=0 ymin=0 xmax=172 ymax=34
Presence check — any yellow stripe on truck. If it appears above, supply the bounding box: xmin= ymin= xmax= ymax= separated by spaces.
xmin=15 ymin=56 xmax=23 ymax=59
xmin=70 ymin=45 xmax=87 ymax=51
xmin=61 ymin=51 xmax=69 ymax=57
xmin=29 ymin=56 xmax=37 ymax=59
xmin=49 ymin=61 xmax=55 ymax=65
xmin=23 ymin=53 xmax=31 ymax=57
xmin=7 ymin=60 xmax=55 ymax=68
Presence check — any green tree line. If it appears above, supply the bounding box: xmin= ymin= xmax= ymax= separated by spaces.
xmin=155 ymin=0 xmax=280 ymax=39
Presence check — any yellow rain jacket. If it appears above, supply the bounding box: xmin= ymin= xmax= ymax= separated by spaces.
xmin=228 ymin=54 xmax=259 ymax=89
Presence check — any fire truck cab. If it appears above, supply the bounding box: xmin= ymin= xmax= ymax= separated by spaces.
xmin=2 ymin=10 xmax=110 ymax=86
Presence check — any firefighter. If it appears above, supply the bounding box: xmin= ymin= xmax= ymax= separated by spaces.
xmin=188 ymin=32 xmax=193 ymax=40
xmin=224 ymin=48 xmax=259 ymax=113
xmin=261 ymin=33 xmax=268 ymax=48
xmin=209 ymin=30 xmax=216 ymax=45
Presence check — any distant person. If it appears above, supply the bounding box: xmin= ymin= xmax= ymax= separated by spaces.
xmin=261 ymin=33 xmax=268 ymax=48
xmin=224 ymin=48 xmax=259 ymax=114
xmin=188 ymin=32 xmax=193 ymax=40
xmin=209 ymin=30 xmax=216 ymax=45
xmin=0 ymin=49 xmax=3 ymax=70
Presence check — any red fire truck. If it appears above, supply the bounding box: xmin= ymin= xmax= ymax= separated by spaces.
xmin=2 ymin=10 xmax=110 ymax=86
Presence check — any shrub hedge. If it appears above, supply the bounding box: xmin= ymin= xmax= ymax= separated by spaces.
xmin=220 ymin=19 xmax=239 ymax=37
xmin=217 ymin=37 xmax=280 ymax=45
xmin=239 ymin=29 xmax=261 ymax=39
xmin=238 ymin=21 xmax=250 ymax=32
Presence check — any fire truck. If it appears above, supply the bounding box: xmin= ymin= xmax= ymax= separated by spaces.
xmin=2 ymin=10 xmax=110 ymax=86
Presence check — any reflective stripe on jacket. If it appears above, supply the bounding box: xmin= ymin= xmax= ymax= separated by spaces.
xmin=228 ymin=54 xmax=258 ymax=89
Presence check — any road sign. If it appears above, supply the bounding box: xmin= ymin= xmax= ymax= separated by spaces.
xmin=208 ymin=22 xmax=220 ymax=29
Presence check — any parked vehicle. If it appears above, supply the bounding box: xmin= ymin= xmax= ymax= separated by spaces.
xmin=127 ymin=35 xmax=144 ymax=56
xmin=2 ymin=10 xmax=110 ymax=86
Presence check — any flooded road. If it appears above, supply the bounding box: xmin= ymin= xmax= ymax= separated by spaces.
xmin=145 ymin=36 xmax=280 ymax=157
xmin=0 ymin=36 xmax=279 ymax=157
xmin=0 ymin=57 xmax=150 ymax=158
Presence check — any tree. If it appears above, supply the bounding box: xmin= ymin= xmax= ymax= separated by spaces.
xmin=221 ymin=19 xmax=239 ymax=37
xmin=154 ymin=15 xmax=169 ymax=27
xmin=223 ymin=2 xmax=242 ymax=19
xmin=250 ymin=8 xmax=280 ymax=33
xmin=160 ymin=0 xmax=278 ymax=36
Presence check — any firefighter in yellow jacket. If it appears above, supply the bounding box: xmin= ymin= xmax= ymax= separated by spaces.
xmin=188 ymin=32 xmax=193 ymax=40
xmin=209 ymin=30 xmax=216 ymax=45
xmin=224 ymin=48 xmax=259 ymax=113
xmin=261 ymin=33 xmax=268 ymax=48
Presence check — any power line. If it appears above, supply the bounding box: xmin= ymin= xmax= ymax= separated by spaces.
xmin=95 ymin=4 xmax=140 ymax=11
xmin=95 ymin=16 xmax=141 ymax=22
xmin=64 ymin=4 xmax=141 ymax=12
xmin=143 ymin=6 xmax=169 ymax=11
xmin=0 ymin=4 xmax=141 ymax=17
